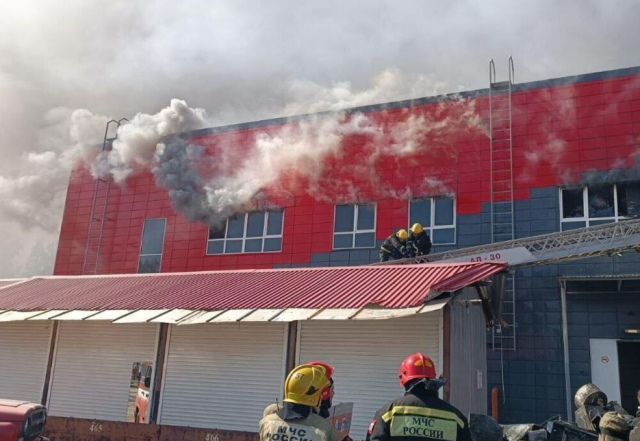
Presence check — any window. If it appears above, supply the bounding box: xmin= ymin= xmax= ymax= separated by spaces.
xmin=560 ymin=183 xmax=640 ymax=230
xmin=409 ymin=197 xmax=456 ymax=245
xmin=333 ymin=204 xmax=376 ymax=249
xmin=138 ymin=218 xmax=166 ymax=273
xmin=207 ymin=211 xmax=284 ymax=254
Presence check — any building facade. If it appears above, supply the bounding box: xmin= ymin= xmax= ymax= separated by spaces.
xmin=54 ymin=65 xmax=640 ymax=423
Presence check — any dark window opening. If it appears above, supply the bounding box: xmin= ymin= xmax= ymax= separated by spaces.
xmin=617 ymin=183 xmax=640 ymax=217
xmin=562 ymin=189 xmax=584 ymax=219
xmin=588 ymin=185 xmax=615 ymax=218
xmin=138 ymin=219 xmax=166 ymax=273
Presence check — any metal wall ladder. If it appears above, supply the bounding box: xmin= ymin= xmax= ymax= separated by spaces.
xmin=489 ymin=57 xmax=517 ymax=351
xmin=82 ymin=118 xmax=128 ymax=275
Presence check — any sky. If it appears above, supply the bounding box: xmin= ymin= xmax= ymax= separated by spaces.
xmin=1 ymin=0 xmax=639 ymax=278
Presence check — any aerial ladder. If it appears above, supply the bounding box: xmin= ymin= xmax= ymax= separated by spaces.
xmin=375 ymin=218 xmax=640 ymax=270
xmin=82 ymin=118 xmax=128 ymax=275
xmin=375 ymin=217 xmax=640 ymax=361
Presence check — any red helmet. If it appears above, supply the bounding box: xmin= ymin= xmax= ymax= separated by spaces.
xmin=308 ymin=360 xmax=335 ymax=401
xmin=399 ymin=352 xmax=436 ymax=387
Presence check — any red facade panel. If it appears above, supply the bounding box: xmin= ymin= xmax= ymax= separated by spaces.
xmin=54 ymin=70 xmax=640 ymax=274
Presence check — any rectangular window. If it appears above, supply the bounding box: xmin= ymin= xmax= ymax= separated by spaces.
xmin=138 ymin=218 xmax=166 ymax=273
xmin=409 ymin=197 xmax=456 ymax=245
xmin=560 ymin=183 xmax=640 ymax=230
xmin=333 ymin=204 xmax=376 ymax=249
xmin=207 ymin=210 xmax=284 ymax=254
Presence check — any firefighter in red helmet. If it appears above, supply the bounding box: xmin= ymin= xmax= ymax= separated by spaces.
xmin=308 ymin=360 xmax=336 ymax=418
xmin=366 ymin=352 xmax=471 ymax=441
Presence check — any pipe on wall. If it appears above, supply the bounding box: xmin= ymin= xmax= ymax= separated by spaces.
xmin=560 ymin=280 xmax=573 ymax=422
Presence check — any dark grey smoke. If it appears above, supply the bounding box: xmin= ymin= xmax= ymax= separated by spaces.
xmin=152 ymin=138 xmax=227 ymax=228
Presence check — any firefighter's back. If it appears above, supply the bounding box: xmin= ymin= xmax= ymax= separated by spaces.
xmin=370 ymin=390 xmax=469 ymax=441
xmin=260 ymin=412 xmax=340 ymax=441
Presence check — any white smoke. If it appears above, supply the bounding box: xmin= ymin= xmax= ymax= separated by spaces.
xmin=78 ymin=70 xmax=485 ymax=227
xmin=0 ymin=108 xmax=110 ymax=232
xmin=94 ymin=99 xmax=211 ymax=182
xmin=282 ymin=68 xmax=449 ymax=115
xmin=150 ymin=94 xmax=484 ymax=225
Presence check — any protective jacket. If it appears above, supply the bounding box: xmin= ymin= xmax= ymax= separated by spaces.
xmin=263 ymin=403 xmax=329 ymax=419
xmin=260 ymin=402 xmax=344 ymax=441
xmin=380 ymin=235 xmax=406 ymax=261
xmin=366 ymin=385 xmax=471 ymax=441
xmin=408 ymin=232 xmax=432 ymax=256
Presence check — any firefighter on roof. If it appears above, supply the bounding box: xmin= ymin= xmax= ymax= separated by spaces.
xmin=380 ymin=229 xmax=408 ymax=262
xmin=365 ymin=353 xmax=471 ymax=441
xmin=408 ymin=223 xmax=432 ymax=257
xmin=260 ymin=364 xmax=345 ymax=441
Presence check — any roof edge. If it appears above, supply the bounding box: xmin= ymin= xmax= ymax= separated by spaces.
xmin=176 ymin=65 xmax=640 ymax=139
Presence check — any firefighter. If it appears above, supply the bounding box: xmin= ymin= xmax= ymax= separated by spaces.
xmin=380 ymin=229 xmax=409 ymax=262
xmin=408 ymin=223 xmax=432 ymax=257
xmin=262 ymin=361 xmax=336 ymax=419
xmin=260 ymin=364 xmax=344 ymax=441
xmin=366 ymin=352 xmax=471 ymax=441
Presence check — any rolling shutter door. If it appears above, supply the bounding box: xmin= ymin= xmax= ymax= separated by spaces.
xmin=159 ymin=323 xmax=286 ymax=431
xmin=48 ymin=321 xmax=157 ymax=421
xmin=298 ymin=314 xmax=441 ymax=439
xmin=0 ymin=322 xmax=52 ymax=403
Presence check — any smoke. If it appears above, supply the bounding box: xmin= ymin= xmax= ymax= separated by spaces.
xmin=68 ymin=68 xmax=484 ymax=228
xmin=282 ymin=68 xmax=449 ymax=115
xmin=0 ymin=108 xmax=110 ymax=232
xmin=94 ymin=99 xmax=211 ymax=182
xmin=147 ymin=93 xmax=483 ymax=226
xmin=3 ymin=0 xmax=640 ymax=277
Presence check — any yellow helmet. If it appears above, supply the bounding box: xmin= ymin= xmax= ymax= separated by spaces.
xmin=411 ymin=223 xmax=424 ymax=234
xmin=396 ymin=229 xmax=408 ymax=241
xmin=284 ymin=364 xmax=329 ymax=407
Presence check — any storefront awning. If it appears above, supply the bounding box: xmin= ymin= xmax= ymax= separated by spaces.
xmin=559 ymin=274 xmax=640 ymax=294
xmin=0 ymin=263 xmax=505 ymax=323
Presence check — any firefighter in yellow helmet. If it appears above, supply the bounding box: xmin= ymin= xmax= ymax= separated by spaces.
xmin=408 ymin=223 xmax=432 ymax=257
xmin=260 ymin=364 xmax=345 ymax=441
xmin=379 ymin=229 xmax=408 ymax=262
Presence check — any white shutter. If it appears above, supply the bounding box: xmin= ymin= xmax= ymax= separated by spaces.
xmin=0 ymin=322 xmax=52 ymax=403
xmin=298 ymin=314 xmax=441 ymax=439
xmin=48 ymin=322 xmax=157 ymax=421
xmin=159 ymin=323 xmax=286 ymax=431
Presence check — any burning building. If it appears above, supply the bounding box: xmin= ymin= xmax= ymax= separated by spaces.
xmin=1 ymin=62 xmax=640 ymax=438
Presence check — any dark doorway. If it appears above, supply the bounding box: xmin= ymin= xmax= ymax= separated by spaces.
xmin=617 ymin=341 xmax=640 ymax=415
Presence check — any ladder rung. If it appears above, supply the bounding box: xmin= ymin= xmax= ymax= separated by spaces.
xmin=491 ymin=81 xmax=511 ymax=88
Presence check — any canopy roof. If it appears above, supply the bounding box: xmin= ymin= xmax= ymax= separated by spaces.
xmin=0 ymin=263 xmax=505 ymax=323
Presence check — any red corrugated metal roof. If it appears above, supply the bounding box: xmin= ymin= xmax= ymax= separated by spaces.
xmin=0 ymin=279 xmax=25 ymax=289
xmin=0 ymin=263 xmax=505 ymax=312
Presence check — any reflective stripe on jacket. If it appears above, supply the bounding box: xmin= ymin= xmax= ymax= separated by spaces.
xmin=366 ymin=387 xmax=471 ymax=441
